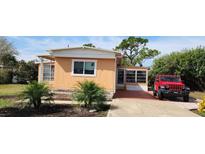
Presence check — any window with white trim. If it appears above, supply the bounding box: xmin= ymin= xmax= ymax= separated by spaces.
xmin=126 ymin=70 xmax=136 ymax=83
xmin=73 ymin=60 xmax=96 ymax=76
xmin=137 ymin=71 xmax=146 ymax=83
xmin=126 ymin=70 xmax=147 ymax=83
xmin=43 ymin=64 xmax=54 ymax=81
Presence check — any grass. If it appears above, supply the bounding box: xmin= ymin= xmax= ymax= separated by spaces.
xmin=0 ymin=84 xmax=26 ymax=96
xmin=190 ymin=91 xmax=205 ymax=100
xmin=0 ymin=99 xmax=16 ymax=108
xmin=191 ymin=109 xmax=205 ymax=117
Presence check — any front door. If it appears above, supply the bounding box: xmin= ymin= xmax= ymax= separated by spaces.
xmin=117 ymin=69 xmax=124 ymax=88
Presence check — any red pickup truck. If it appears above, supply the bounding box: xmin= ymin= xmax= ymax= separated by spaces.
xmin=153 ymin=75 xmax=190 ymax=102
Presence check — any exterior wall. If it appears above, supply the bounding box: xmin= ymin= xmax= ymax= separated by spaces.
xmin=52 ymin=57 xmax=116 ymax=93
xmin=37 ymin=62 xmax=55 ymax=88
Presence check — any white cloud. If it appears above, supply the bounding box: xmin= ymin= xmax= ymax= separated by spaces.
xmin=86 ymin=36 xmax=124 ymax=50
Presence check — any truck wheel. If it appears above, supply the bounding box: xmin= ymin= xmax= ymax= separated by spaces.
xmin=158 ymin=92 xmax=163 ymax=100
xmin=183 ymin=95 xmax=189 ymax=102
xmin=153 ymin=90 xmax=157 ymax=96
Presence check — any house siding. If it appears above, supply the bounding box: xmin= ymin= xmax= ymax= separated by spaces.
xmin=52 ymin=57 xmax=116 ymax=92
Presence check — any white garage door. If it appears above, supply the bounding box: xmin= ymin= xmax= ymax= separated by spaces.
xmin=126 ymin=85 xmax=148 ymax=91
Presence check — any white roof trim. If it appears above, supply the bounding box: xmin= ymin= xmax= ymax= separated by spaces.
xmin=50 ymin=48 xmax=116 ymax=59
xmin=47 ymin=46 xmax=119 ymax=54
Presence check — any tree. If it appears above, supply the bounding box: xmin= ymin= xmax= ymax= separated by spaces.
xmin=0 ymin=37 xmax=18 ymax=67
xmin=72 ymin=80 xmax=107 ymax=109
xmin=0 ymin=69 xmax=13 ymax=84
xmin=115 ymin=36 xmax=160 ymax=66
xmin=21 ymin=81 xmax=53 ymax=110
xmin=83 ymin=43 xmax=96 ymax=48
xmin=15 ymin=60 xmax=38 ymax=83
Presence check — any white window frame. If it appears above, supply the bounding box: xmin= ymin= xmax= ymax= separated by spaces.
xmin=72 ymin=59 xmax=97 ymax=77
xmin=136 ymin=70 xmax=146 ymax=83
xmin=125 ymin=69 xmax=147 ymax=83
xmin=126 ymin=70 xmax=136 ymax=83
xmin=43 ymin=63 xmax=55 ymax=81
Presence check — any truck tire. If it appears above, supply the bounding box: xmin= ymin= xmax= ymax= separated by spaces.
xmin=153 ymin=90 xmax=157 ymax=96
xmin=183 ymin=95 xmax=189 ymax=102
xmin=158 ymin=92 xmax=163 ymax=100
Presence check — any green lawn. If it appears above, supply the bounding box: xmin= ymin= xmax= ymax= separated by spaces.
xmin=0 ymin=99 xmax=15 ymax=108
xmin=191 ymin=109 xmax=205 ymax=117
xmin=0 ymin=84 xmax=26 ymax=96
xmin=190 ymin=91 xmax=205 ymax=100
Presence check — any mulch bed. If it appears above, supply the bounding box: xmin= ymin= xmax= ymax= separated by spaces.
xmin=0 ymin=95 xmax=18 ymax=99
xmin=0 ymin=103 xmax=109 ymax=117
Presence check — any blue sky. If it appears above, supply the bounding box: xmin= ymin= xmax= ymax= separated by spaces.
xmin=6 ymin=36 xmax=205 ymax=67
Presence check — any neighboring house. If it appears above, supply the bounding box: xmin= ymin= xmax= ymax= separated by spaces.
xmin=37 ymin=47 xmax=148 ymax=98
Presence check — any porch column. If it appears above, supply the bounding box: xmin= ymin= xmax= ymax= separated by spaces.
xmin=39 ymin=58 xmax=44 ymax=82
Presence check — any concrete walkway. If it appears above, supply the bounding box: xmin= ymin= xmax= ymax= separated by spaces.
xmin=108 ymin=98 xmax=199 ymax=117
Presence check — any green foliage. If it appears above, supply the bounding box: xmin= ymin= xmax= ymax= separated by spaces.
xmin=21 ymin=81 xmax=53 ymax=109
xmin=72 ymin=80 xmax=107 ymax=110
xmin=0 ymin=37 xmax=18 ymax=67
xmin=0 ymin=69 xmax=13 ymax=84
xmin=83 ymin=43 xmax=96 ymax=48
xmin=15 ymin=60 xmax=38 ymax=83
xmin=149 ymin=47 xmax=205 ymax=90
xmin=115 ymin=36 xmax=160 ymax=66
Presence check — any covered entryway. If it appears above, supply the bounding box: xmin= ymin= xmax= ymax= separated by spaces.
xmin=116 ymin=66 xmax=148 ymax=91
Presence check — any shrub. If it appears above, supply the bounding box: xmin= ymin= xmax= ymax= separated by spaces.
xmin=0 ymin=69 xmax=13 ymax=84
xmin=72 ymin=80 xmax=107 ymax=110
xmin=21 ymin=81 xmax=53 ymax=110
xmin=15 ymin=60 xmax=38 ymax=83
xmin=198 ymin=96 xmax=205 ymax=113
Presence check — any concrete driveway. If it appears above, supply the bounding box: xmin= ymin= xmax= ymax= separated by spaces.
xmin=108 ymin=91 xmax=199 ymax=117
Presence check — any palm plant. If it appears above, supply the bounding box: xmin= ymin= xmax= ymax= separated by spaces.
xmin=72 ymin=80 xmax=107 ymax=109
xmin=21 ymin=81 xmax=53 ymax=110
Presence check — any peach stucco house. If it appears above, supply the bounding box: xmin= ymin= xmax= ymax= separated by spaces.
xmin=37 ymin=47 xmax=148 ymax=98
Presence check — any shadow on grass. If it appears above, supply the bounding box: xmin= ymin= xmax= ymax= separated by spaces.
xmin=0 ymin=103 xmax=109 ymax=117
xmin=190 ymin=109 xmax=205 ymax=117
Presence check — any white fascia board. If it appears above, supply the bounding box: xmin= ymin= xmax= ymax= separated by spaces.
xmin=50 ymin=48 xmax=116 ymax=59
